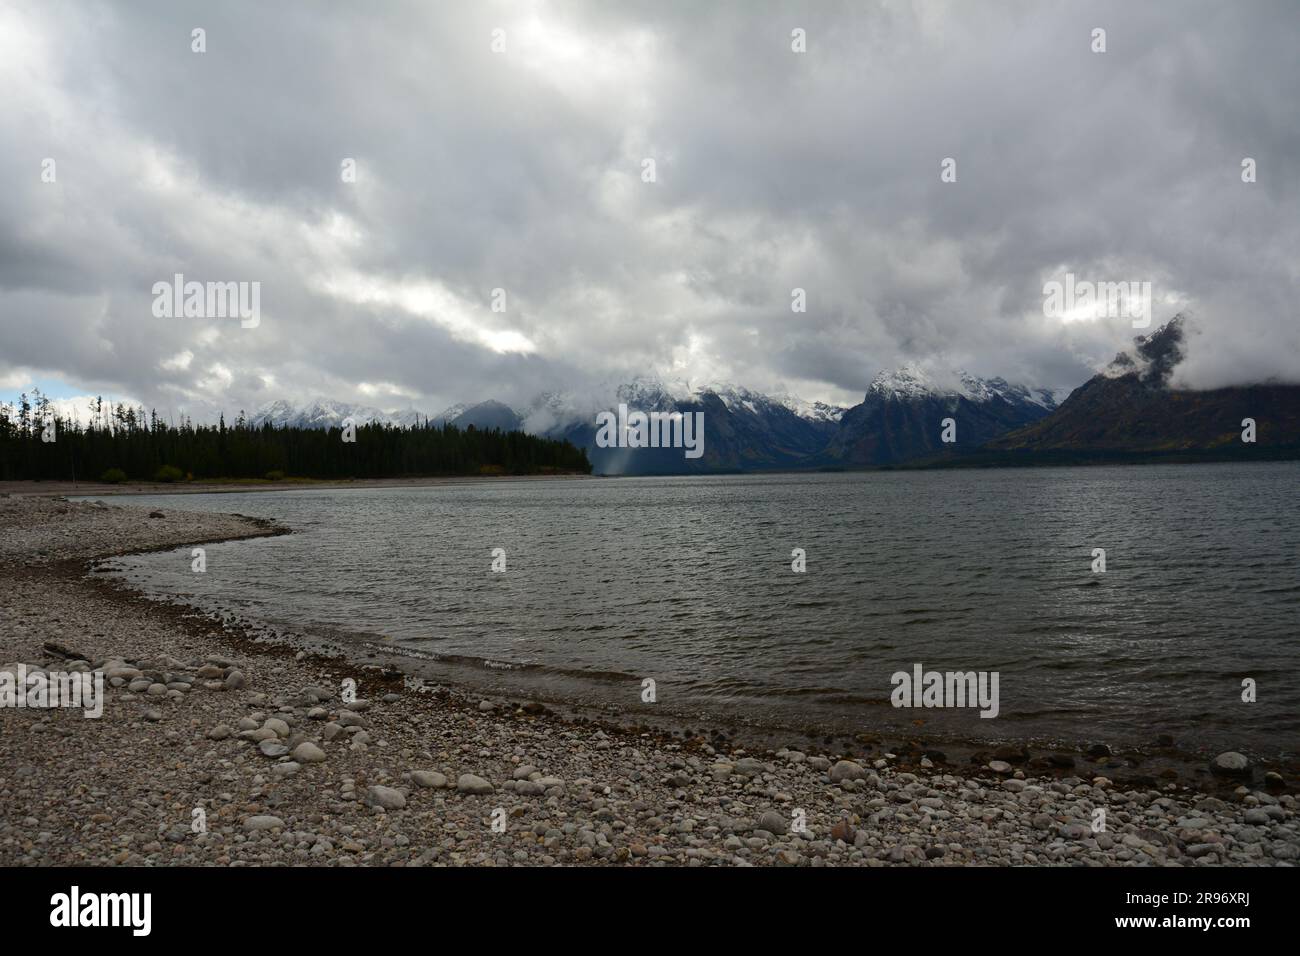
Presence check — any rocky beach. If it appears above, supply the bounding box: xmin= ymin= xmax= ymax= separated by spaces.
xmin=1 ymin=493 xmax=1296 ymax=867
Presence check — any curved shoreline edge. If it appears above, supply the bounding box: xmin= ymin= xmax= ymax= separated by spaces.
xmin=87 ymin=496 xmax=1295 ymax=786
xmin=31 ymin=495 xmax=1300 ymax=788
xmin=1 ymin=494 xmax=1295 ymax=866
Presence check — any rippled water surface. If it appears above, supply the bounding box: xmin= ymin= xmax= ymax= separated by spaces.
xmin=86 ymin=463 xmax=1300 ymax=754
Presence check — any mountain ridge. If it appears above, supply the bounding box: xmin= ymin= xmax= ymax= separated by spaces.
xmin=985 ymin=318 xmax=1300 ymax=458
xmin=248 ymin=369 xmax=1058 ymax=473
xmin=215 ymin=333 xmax=1300 ymax=474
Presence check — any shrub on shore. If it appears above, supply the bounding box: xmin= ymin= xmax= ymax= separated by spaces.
xmin=153 ymin=464 xmax=184 ymax=483
xmin=99 ymin=467 xmax=127 ymax=484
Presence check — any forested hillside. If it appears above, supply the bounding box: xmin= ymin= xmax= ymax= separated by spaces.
xmin=0 ymin=391 xmax=591 ymax=481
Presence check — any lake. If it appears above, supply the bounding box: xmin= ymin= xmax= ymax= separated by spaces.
xmin=83 ymin=463 xmax=1300 ymax=756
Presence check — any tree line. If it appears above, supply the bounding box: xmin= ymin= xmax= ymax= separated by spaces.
xmin=0 ymin=390 xmax=592 ymax=482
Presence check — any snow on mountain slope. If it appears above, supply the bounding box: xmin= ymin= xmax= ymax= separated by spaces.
xmin=244 ymin=367 xmax=1057 ymax=466
xmin=772 ymin=393 xmax=848 ymax=424
xmin=251 ymin=399 xmax=416 ymax=429
xmin=867 ymin=363 xmax=1058 ymax=411
xmin=431 ymin=403 xmax=469 ymax=425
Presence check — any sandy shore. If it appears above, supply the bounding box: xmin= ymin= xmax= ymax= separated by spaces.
xmin=1 ymin=495 xmax=1296 ymax=866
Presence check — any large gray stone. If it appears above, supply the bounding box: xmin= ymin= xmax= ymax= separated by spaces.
xmin=292 ymin=742 xmax=327 ymax=763
xmin=244 ymin=815 xmax=284 ymax=831
xmin=1210 ymin=752 xmax=1251 ymax=777
xmin=258 ymin=739 xmax=289 ymax=758
xmin=365 ymin=785 xmax=407 ymax=810
xmin=456 ymin=774 xmax=494 ymax=795
xmin=829 ymin=760 xmax=867 ymax=782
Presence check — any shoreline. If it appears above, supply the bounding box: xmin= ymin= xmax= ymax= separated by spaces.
xmin=8 ymin=456 xmax=1295 ymax=500
xmin=1 ymin=496 xmax=1296 ymax=866
xmin=166 ymin=596 xmax=1294 ymax=793
xmin=84 ymin=486 xmax=1295 ymax=781
xmin=0 ymin=473 xmax=596 ymax=499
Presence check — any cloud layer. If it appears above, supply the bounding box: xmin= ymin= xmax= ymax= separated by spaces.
xmin=3 ymin=0 xmax=1298 ymax=421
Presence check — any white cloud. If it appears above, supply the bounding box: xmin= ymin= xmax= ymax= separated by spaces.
xmin=160 ymin=349 xmax=193 ymax=371
xmin=314 ymin=271 xmax=536 ymax=355
xmin=1 ymin=0 xmax=1297 ymax=422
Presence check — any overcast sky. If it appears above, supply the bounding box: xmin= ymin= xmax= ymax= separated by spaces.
xmin=2 ymin=0 xmax=1298 ymax=421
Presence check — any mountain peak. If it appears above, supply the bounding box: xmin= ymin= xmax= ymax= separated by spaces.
xmin=1105 ymin=314 xmax=1187 ymax=386
xmin=866 ymin=365 xmax=1058 ymax=411
xmin=866 ymin=362 xmax=943 ymax=401
xmin=771 ymin=392 xmax=848 ymax=424
xmin=251 ymin=398 xmax=392 ymax=429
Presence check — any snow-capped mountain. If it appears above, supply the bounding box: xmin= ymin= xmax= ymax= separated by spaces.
xmin=251 ymin=398 xmax=526 ymax=432
xmin=822 ymin=365 xmax=1060 ymax=467
xmin=431 ymin=402 xmax=470 ymax=425
xmin=520 ymin=378 xmax=844 ymax=431
xmin=866 ymin=363 xmax=956 ymax=402
xmin=773 ymin=394 xmax=848 ymax=425
xmin=388 ymin=407 xmax=428 ymax=429
xmin=250 ymin=399 xmax=427 ymax=430
xmin=242 ymin=366 xmax=1062 ymax=472
xmin=866 ymin=363 xmax=1058 ymax=410
xmin=512 ymin=379 xmax=847 ymax=473
xmin=960 ymin=375 xmax=1060 ymax=411
xmin=696 ymin=384 xmax=849 ymax=429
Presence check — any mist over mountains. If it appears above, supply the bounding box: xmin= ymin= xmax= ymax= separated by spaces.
xmin=239 ymin=318 xmax=1300 ymax=473
xmin=988 ymin=318 xmax=1300 ymax=459
xmin=10 ymin=319 xmax=1296 ymax=477
xmin=11 ymin=317 xmax=1293 ymax=477
xmin=247 ymin=367 xmax=1055 ymax=474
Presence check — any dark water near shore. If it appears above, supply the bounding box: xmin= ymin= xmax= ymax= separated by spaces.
xmin=82 ymin=463 xmax=1300 ymax=756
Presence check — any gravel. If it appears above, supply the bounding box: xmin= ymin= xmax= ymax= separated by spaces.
xmin=1 ymin=494 xmax=1296 ymax=866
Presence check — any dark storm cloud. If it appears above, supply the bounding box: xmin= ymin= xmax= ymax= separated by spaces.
xmin=1 ymin=0 xmax=1297 ymax=420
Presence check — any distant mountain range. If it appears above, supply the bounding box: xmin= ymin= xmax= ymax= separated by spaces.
xmin=249 ymin=399 xmax=427 ymax=431
xmin=248 ymin=371 xmax=1049 ymax=474
xmin=248 ymin=380 xmax=852 ymax=474
xmin=248 ymin=317 xmax=1300 ymax=473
